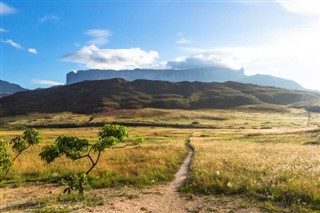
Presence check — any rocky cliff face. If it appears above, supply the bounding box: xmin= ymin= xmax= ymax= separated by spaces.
xmin=67 ymin=67 xmax=245 ymax=85
xmin=66 ymin=67 xmax=304 ymax=90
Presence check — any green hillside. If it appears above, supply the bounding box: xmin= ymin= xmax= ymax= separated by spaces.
xmin=0 ymin=78 xmax=319 ymax=116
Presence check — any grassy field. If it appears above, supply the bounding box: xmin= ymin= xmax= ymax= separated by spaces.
xmin=1 ymin=105 xmax=318 ymax=129
xmin=1 ymin=107 xmax=320 ymax=212
xmin=181 ymin=129 xmax=320 ymax=212
xmin=0 ymin=127 xmax=189 ymax=187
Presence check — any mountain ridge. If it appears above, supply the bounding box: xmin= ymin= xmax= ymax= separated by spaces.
xmin=0 ymin=80 xmax=28 ymax=98
xmin=1 ymin=78 xmax=318 ymax=116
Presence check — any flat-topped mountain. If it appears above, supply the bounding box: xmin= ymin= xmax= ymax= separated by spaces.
xmin=1 ymin=78 xmax=318 ymax=116
xmin=66 ymin=68 xmax=304 ymax=90
xmin=0 ymin=80 xmax=28 ymax=98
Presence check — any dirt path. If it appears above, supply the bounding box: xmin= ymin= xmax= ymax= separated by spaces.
xmin=92 ymin=140 xmax=194 ymax=213
xmin=91 ymin=139 xmax=263 ymax=213
xmin=0 ymin=139 xmax=264 ymax=213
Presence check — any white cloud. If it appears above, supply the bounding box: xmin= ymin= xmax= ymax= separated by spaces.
xmin=0 ymin=27 xmax=7 ymax=32
xmin=1 ymin=39 xmax=22 ymax=49
xmin=63 ymin=45 xmax=160 ymax=70
xmin=32 ymin=79 xmax=64 ymax=86
xmin=176 ymin=38 xmax=191 ymax=44
xmin=28 ymin=48 xmax=38 ymax=54
xmin=39 ymin=15 xmax=60 ymax=23
xmin=180 ymin=26 xmax=320 ymax=90
xmin=167 ymin=53 xmax=243 ymax=70
xmin=0 ymin=2 xmax=17 ymax=15
xmin=85 ymin=29 xmax=111 ymax=46
xmin=276 ymin=0 xmax=320 ymax=16
xmin=2 ymin=39 xmax=38 ymax=55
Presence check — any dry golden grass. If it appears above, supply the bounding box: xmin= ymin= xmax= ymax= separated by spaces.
xmin=182 ymin=130 xmax=320 ymax=211
xmin=0 ymin=127 xmax=190 ymax=187
xmin=0 ymin=106 xmax=313 ymax=129
xmin=1 ymin=108 xmax=320 ymax=211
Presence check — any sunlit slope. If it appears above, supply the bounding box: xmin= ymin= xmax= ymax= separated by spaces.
xmin=0 ymin=78 xmax=319 ymax=116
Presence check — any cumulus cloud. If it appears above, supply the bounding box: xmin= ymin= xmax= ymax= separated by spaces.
xmin=39 ymin=15 xmax=60 ymax=23
xmin=167 ymin=52 xmax=244 ymax=70
xmin=0 ymin=2 xmax=17 ymax=15
xmin=85 ymin=29 xmax=111 ymax=46
xmin=28 ymin=48 xmax=38 ymax=54
xmin=62 ymin=45 xmax=160 ymax=70
xmin=32 ymin=79 xmax=64 ymax=86
xmin=0 ymin=27 xmax=7 ymax=32
xmin=1 ymin=39 xmax=22 ymax=49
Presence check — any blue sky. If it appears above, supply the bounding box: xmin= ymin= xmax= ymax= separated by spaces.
xmin=1 ymin=1 xmax=319 ymax=90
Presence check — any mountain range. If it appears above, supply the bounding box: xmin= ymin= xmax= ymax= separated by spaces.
xmin=1 ymin=78 xmax=318 ymax=116
xmin=0 ymin=80 xmax=28 ymax=98
xmin=66 ymin=68 xmax=304 ymax=90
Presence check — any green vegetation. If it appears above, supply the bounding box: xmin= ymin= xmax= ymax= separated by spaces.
xmin=0 ymin=128 xmax=42 ymax=182
xmin=0 ymin=127 xmax=189 ymax=188
xmin=39 ymin=124 xmax=143 ymax=195
xmin=1 ymin=79 xmax=319 ymax=116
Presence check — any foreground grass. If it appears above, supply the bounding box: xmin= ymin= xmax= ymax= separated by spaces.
xmin=181 ymin=130 xmax=320 ymax=212
xmin=0 ymin=127 xmax=189 ymax=188
xmin=1 ymin=109 xmax=320 ymax=212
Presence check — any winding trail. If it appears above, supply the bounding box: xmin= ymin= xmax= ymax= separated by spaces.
xmin=0 ymin=137 xmax=264 ymax=212
xmin=170 ymin=139 xmax=193 ymax=189
xmin=92 ymin=139 xmax=195 ymax=213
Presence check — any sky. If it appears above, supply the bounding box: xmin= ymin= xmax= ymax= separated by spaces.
xmin=1 ymin=0 xmax=320 ymax=90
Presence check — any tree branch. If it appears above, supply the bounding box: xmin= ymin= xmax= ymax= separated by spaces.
xmin=0 ymin=146 xmax=30 ymax=182
xmin=85 ymin=151 xmax=101 ymax=175
xmin=111 ymin=143 xmax=137 ymax=149
xmin=12 ymin=146 xmax=29 ymax=161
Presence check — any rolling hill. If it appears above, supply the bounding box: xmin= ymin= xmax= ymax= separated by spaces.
xmin=0 ymin=78 xmax=319 ymax=116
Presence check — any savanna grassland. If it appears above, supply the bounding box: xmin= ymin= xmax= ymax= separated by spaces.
xmin=181 ymin=129 xmax=320 ymax=212
xmin=0 ymin=127 xmax=189 ymax=187
xmin=1 ymin=106 xmax=320 ymax=212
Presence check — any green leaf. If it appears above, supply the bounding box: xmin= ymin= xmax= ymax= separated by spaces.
xmin=55 ymin=135 xmax=90 ymax=160
xmin=93 ymin=136 xmax=118 ymax=152
xmin=39 ymin=135 xmax=90 ymax=163
xmin=23 ymin=128 xmax=41 ymax=145
xmin=0 ymin=139 xmax=12 ymax=176
xmin=10 ymin=136 xmax=28 ymax=153
xmin=10 ymin=129 xmax=42 ymax=153
xmin=39 ymin=145 xmax=61 ymax=164
xmin=98 ymin=124 xmax=128 ymax=142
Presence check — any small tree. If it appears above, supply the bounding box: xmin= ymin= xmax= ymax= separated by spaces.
xmin=39 ymin=124 xmax=142 ymax=195
xmin=0 ymin=128 xmax=42 ymax=182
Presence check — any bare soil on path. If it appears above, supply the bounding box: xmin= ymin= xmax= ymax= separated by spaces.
xmin=89 ymin=141 xmax=264 ymax=213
